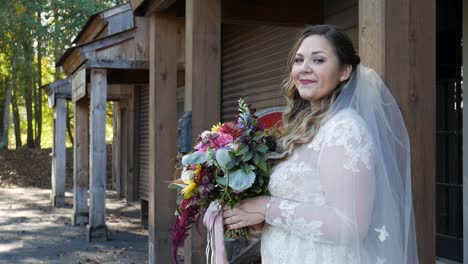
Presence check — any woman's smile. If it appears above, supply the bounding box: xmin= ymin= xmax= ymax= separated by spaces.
xmin=299 ymin=79 xmax=317 ymax=85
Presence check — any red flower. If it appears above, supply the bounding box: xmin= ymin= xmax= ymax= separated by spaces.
xmin=218 ymin=122 xmax=243 ymax=139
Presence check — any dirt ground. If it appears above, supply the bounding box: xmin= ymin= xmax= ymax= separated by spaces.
xmin=0 ymin=148 xmax=148 ymax=264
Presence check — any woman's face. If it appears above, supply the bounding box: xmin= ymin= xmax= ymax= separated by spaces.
xmin=291 ymin=35 xmax=351 ymax=106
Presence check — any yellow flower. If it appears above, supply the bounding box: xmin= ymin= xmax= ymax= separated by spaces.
xmin=181 ymin=180 xmax=197 ymax=199
xmin=194 ymin=164 xmax=202 ymax=175
xmin=211 ymin=122 xmax=222 ymax=132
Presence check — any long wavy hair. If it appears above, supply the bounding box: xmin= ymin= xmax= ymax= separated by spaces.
xmin=278 ymin=25 xmax=361 ymax=157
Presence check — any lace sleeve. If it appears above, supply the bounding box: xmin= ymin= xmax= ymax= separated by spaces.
xmin=265 ymin=114 xmax=375 ymax=243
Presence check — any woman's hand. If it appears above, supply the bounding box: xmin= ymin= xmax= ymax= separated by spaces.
xmin=222 ymin=196 xmax=270 ymax=230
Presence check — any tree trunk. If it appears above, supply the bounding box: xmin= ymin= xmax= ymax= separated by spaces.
xmin=23 ymin=41 xmax=35 ymax=148
xmin=67 ymin=103 xmax=74 ymax=145
xmin=0 ymin=77 xmax=13 ymax=149
xmin=53 ymin=8 xmax=61 ymax=81
xmin=35 ymin=12 xmax=43 ymax=149
xmin=11 ymin=90 xmax=21 ymax=149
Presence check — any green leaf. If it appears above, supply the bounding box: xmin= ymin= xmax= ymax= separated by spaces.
xmin=253 ymin=131 xmax=265 ymax=141
xmin=168 ymin=183 xmax=186 ymax=192
xmin=253 ymin=153 xmax=262 ymax=167
xmin=216 ymin=176 xmax=228 ymax=186
xmin=235 ymin=144 xmax=249 ymax=156
xmin=256 ymin=143 xmax=269 ymax=153
xmin=240 ymin=162 xmax=252 ymax=174
xmin=241 ymin=151 xmax=253 ymax=162
xmin=216 ymin=148 xmax=233 ymax=169
xmin=228 ymin=168 xmax=256 ymax=192
xmin=258 ymin=159 xmax=268 ymax=172
xmin=182 ymin=152 xmax=207 ymax=165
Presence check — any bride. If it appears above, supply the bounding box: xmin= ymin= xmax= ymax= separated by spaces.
xmin=222 ymin=25 xmax=419 ymax=263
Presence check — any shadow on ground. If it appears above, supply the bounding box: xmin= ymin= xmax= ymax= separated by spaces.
xmin=0 ymin=188 xmax=148 ymax=264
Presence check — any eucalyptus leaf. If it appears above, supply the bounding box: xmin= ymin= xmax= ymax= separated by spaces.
xmin=228 ymin=169 xmax=256 ymax=192
xmin=182 ymin=152 xmax=207 ymax=165
xmin=216 ymin=176 xmax=228 ymax=186
xmin=216 ymin=148 xmax=233 ymax=169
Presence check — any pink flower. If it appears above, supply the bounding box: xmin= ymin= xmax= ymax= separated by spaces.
xmin=216 ymin=133 xmax=233 ymax=147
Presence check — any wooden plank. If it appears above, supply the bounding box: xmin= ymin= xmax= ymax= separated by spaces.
xmin=87 ymin=69 xmax=108 ymax=242
xmin=125 ymin=89 xmax=138 ymax=202
xmin=135 ymin=17 xmax=149 ymax=61
xmin=102 ymin=3 xmax=132 ymax=19
xmin=95 ymin=39 xmax=136 ymax=61
xmin=148 ymin=12 xmax=178 ymax=264
xmin=359 ymin=0 xmax=385 ymax=77
xmin=80 ymin=29 xmax=135 ymax=56
xmin=86 ymin=59 xmax=149 ymax=70
xmin=185 ymin=0 xmax=221 ymax=262
xmin=146 ymin=0 xmax=176 ymax=14
xmin=72 ymin=99 xmax=89 ymax=226
xmin=107 ymin=10 xmax=135 ymax=36
xmin=51 ymin=98 xmax=67 ymax=208
xmin=359 ymin=0 xmax=436 ymax=262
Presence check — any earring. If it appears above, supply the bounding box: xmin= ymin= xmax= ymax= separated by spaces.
xmin=340 ymin=77 xmax=344 ymax=81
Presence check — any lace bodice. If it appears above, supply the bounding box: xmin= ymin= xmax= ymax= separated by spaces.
xmin=261 ymin=109 xmax=375 ymax=263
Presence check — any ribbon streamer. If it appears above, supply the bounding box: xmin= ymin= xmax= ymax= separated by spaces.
xmin=203 ymin=200 xmax=227 ymax=264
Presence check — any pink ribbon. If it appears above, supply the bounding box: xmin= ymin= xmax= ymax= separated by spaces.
xmin=203 ymin=200 xmax=227 ymax=264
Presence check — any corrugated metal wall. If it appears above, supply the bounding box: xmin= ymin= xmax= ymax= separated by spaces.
xmin=221 ymin=24 xmax=301 ymax=122
xmin=138 ymin=85 xmax=149 ymax=201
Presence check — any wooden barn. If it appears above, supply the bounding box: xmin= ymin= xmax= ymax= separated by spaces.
xmin=50 ymin=3 xmax=155 ymax=241
xmin=129 ymin=0 xmax=435 ymax=263
xmin=47 ymin=0 xmax=468 ymax=263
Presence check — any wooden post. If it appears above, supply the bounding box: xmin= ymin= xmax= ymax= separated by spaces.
xmin=72 ymin=99 xmax=89 ymax=225
xmin=185 ymin=0 xmax=221 ymax=262
xmin=87 ymin=69 xmax=108 ymax=242
xmin=359 ymin=0 xmax=436 ymax=262
xmin=125 ymin=90 xmax=138 ymax=202
xmin=51 ymin=97 xmax=67 ymax=207
xmin=112 ymin=102 xmax=120 ymax=192
xmin=148 ymin=12 xmax=178 ymax=263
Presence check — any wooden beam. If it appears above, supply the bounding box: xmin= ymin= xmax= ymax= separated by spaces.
xmin=51 ymin=98 xmax=67 ymax=208
xmin=148 ymin=12 xmax=178 ymax=264
xmin=359 ymin=0 xmax=436 ymax=262
xmin=86 ymin=59 xmax=149 ymax=70
xmin=185 ymin=0 xmax=221 ymax=263
xmin=87 ymin=69 xmax=108 ymax=242
xmin=72 ymin=99 xmax=89 ymax=226
xmin=146 ymin=0 xmax=176 ymax=14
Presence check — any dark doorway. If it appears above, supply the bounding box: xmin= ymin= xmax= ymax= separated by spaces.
xmin=436 ymin=0 xmax=463 ymax=262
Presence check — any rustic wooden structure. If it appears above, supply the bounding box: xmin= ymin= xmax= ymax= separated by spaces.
xmin=42 ymin=79 xmax=72 ymax=208
xmin=55 ymin=3 xmax=149 ymax=240
xmin=131 ymin=0 xmax=436 ymax=263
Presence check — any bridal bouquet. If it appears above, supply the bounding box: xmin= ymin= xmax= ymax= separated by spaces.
xmin=169 ymin=99 xmax=277 ymax=263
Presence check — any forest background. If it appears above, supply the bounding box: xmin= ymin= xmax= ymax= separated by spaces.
xmin=0 ymin=0 xmax=124 ymax=150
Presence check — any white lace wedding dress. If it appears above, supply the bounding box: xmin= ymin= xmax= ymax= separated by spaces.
xmin=261 ymin=109 xmax=376 ymax=264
